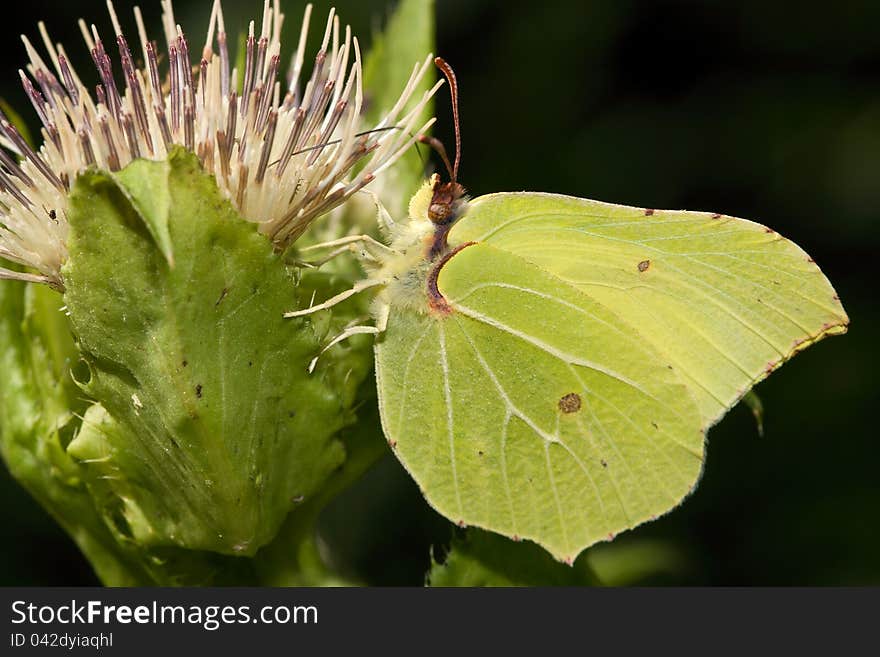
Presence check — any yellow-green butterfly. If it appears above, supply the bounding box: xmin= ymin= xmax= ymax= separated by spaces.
xmin=288 ymin=59 xmax=849 ymax=563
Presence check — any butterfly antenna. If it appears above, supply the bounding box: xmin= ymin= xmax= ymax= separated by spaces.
xmin=267 ymin=126 xmax=404 ymax=169
xmin=416 ymin=134 xmax=454 ymax=181
xmin=434 ymin=57 xmax=461 ymax=183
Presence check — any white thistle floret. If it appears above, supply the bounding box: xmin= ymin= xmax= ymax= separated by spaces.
xmin=0 ymin=0 xmax=440 ymax=289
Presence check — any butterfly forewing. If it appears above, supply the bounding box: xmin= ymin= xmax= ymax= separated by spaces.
xmin=448 ymin=193 xmax=848 ymax=427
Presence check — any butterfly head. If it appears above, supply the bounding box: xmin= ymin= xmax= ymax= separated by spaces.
xmin=428 ymin=179 xmax=466 ymax=225
xmin=419 ymin=57 xmax=467 ymax=226
xmin=393 ymin=59 xmax=468 ymax=258
xmin=407 ymin=173 xmax=464 ymax=227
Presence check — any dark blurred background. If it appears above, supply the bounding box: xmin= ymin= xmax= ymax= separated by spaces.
xmin=1 ymin=0 xmax=877 ymax=585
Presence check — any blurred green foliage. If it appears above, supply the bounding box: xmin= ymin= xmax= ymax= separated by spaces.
xmin=0 ymin=0 xmax=877 ymax=585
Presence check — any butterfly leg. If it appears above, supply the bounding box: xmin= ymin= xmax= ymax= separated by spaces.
xmin=306 ymin=300 xmax=392 ymax=373
xmin=294 ymin=235 xmax=398 ymax=269
xmin=307 ymin=324 xmax=382 ymax=373
xmin=374 ymin=300 xmax=390 ymax=333
xmin=355 ymin=188 xmax=397 ymax=233
xmin=299 ymin=234 xmax=396 ymax=255
xmin=292 ymin=245 xmax=362 ymax=269
xmin=283 ymin=278 xmax=388 ymax=318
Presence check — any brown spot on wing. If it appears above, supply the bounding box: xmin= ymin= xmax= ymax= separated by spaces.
xmin=558 ymin=392 xmax=582 ymax=413
xmin=644 ymin=208 xmax=655 ymax=216
xmin=637 ymin=259 xmax=650 ymax=272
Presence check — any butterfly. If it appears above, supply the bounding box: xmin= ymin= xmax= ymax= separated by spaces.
xmin=287 ymin=59 xmax=849 ymax=563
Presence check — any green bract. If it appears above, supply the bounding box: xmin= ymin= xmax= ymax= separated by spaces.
xmin=62 ymin=149 xmax=370 ymax=555
xmin=0 ymin=279 xmax=148 ymax=584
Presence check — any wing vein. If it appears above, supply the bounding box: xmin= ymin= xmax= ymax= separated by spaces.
xmin=438 ymin=323 xmax=464 ymax=519
xmin=544 ymin=441 xmax=571 ymax=557
xmin=454 ymin=316 xmax=607 ymax=519
xmin=453 ymin=303 xmax=656 ymax=400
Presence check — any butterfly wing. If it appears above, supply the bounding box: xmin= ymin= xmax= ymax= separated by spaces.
xmin=375 ymin=242 xmax=705 ymax=562
xmin=448 ymin=193 xmax=849 ymax=426
xmin=376 ymin=191 xmax=847 ymax=560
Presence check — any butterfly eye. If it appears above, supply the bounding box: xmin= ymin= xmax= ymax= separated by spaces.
xmin=429 ymin=202 xmax=450 ymax=222
xmin=427 ymin=181 xmax=466 ymax=224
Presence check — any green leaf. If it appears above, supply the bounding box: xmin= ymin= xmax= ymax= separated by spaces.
xmin=62 ymin=148 xmax=371 ymax=556
xmin=0 ymin=279 xmax=152 ymax=585
xmin=742 ymin=390 xmax=764 ymax=437
xmin=1 ymin=277 xmax=269 ymax=585
xmin=427 ymin=529 xmax=599 ymax=586
xmin=584 ymin=538 xmax=689 ymax=586
xmin=68 ymin=402 xmax=259 ymax=584
xmin=254 ymin=378 xmax=387 ymax=586
xmin=363 ymin=0 xmax=435 ymax=217
xmin=109 ymin=159 xmax=174 ymax=266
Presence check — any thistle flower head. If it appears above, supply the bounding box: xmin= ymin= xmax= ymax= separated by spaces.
xmin=0 ymin=0 xmax=439 ymax=289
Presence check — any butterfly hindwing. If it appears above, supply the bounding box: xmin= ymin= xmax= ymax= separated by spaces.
xmin=376 ymin=241 xmax=704 ymax=562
